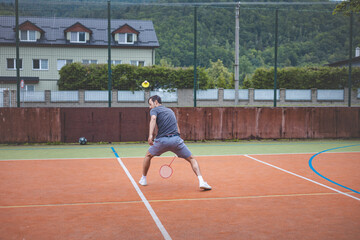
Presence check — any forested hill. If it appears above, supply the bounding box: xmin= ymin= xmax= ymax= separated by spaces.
xmin=1 ymin=0 xmax=359 ymax=74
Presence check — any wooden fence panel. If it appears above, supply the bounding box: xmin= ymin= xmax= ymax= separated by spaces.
xmin=0 ymin=108 xmax=61 ymax=143
xmin=0 ymin=107 xmax=359 ymax=143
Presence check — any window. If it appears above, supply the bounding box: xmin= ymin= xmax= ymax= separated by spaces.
xmin=7 ymin=58 xmax=22 ymax=70
xmin=130 ymin=60 xmax=145 ymax=67
xmin=25 ymin=85 xmax=35 ymax=92
xmin=118 ymin=33 xmax=135 ymax=44
xmin=127 ymin=34 xmax=133 ymax=43
xmin=70 ymin=32 xmax=86 ymax=43
xmin=20 ymin=30 xmax=36 ymax=41
xmin=33 ymin=59 xmax=48 ymax=70
xmin=57 ymin=59 xmax=73 ymax=70
xmin=82 ymin=60 xmax=97 ymax=65
xmin=111 ymin=60 xmax=122 ymax=65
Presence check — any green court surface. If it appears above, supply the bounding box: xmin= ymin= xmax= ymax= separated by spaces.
xmin=1 ymin=139 xmax=359 ymax=160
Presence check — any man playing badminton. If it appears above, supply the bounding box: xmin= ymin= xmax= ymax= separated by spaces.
xmin=139 ymin=95 xmax=212 ymax=190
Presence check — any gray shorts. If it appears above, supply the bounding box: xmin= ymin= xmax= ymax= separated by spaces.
xmin=148 ymin=136 xmax=192 ymax=159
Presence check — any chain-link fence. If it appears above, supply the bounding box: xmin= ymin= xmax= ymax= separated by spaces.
xmin=0 ymin=0 xmax=359 ymax=107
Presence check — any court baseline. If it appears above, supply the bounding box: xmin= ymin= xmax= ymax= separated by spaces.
xmin=2 ymin=150 xmax=360 ymax=162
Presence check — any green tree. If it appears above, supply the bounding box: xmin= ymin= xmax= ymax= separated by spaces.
xmin=3 ymin=0 xmax=359 ymax=74
xmin=333 ymin=0 xmax=360 ymax=15
xmin=159 ymin=58 xmax=174 ymax=68
xmin=206 ymin=59 xmax=233 ymax=89
xmin=239 ymin=55 xmax=254 ymax=75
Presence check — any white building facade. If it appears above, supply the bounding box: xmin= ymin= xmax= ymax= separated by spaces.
xmin=0 ymin=16 xmax=159 ymax=91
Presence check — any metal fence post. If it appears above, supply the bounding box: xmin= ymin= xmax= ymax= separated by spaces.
xmin=15 ymin=0 xmax=20 ymax=107
xmin=193 ymin=6 xmax=197 ymax=107
xmin=107 ymin=0 xmax=112 ymax=108
xmin=273 ymin=8 xmax=279 ymax=107
xmin=234 ymin=3 xmax=240 ymax=105
xmin=348 ymin=12 xmax=353 ymax=107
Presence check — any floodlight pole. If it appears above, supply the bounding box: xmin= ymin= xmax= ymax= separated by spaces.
xmin=273 ymin=8 xmax=279 ymax=107
xmin=193 ymin=6 xmax=198 ymax=107
xmin=107 ymin=0 xmax=112 ymax=107
xmin=348 ymin=12 xmax=353 ymax=107
xmin=15 ymin=0 xmax=20 ymax=107
xmin=234 ymin=2 xmax=240 ymax=105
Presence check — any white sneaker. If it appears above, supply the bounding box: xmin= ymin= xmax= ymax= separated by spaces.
xmin=139 ymin=178 xmax=147 ymax=186
xmin=199 ymin=182 xmax=212 ymax=190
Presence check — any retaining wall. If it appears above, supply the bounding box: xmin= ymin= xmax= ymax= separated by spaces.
xmin=2 ymin=88 xmax=360 ymax=107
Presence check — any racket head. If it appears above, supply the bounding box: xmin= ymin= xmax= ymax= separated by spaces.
xmin=159 ymin=164 xmax=173 ymax=179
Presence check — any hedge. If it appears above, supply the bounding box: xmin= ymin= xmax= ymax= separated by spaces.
xmin=58 ymin=63 xmax=360 ymax=90
xmin=58 ymin=63 xmax=209 ymax=91
xmin=243 ymin=66 xmax=360 ymax=89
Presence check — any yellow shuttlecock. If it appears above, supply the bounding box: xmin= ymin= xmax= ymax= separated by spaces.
xmin=142 ymin=80 xmax=150 ymax=88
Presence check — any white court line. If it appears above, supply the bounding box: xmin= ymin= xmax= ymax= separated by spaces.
xmin=244 ymin=154 xmax=360 ymax=202
xmin=1 ymin=150 xmax=359 ymax=162
xmin=0 ymin=157 xmax=115 ymax=161
xmin=115 ymin=156 xmax=172 ymax=240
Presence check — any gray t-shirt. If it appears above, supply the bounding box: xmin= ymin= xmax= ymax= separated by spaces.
xmin=150 ymin=105 xmax=179 ymax=139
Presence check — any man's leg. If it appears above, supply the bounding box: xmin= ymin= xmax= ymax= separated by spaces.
xmin=142 ymin=150 xmax=154 ymax=176
xmin=139 ymin=151 xmax=154 ymax=186
xmin=185 ymin=155 xmax=212 ymax=190
xmin=184 ymin=155 xmax=201 ymax=176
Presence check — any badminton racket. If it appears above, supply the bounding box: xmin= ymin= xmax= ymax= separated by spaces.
xmin=159 ymin=155 xmax=177 ymax=179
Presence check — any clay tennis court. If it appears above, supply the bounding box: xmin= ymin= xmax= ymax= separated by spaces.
xmin=0 ymin=141 xmax=359 ymax=239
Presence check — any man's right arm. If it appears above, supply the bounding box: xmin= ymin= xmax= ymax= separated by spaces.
xmin=148 ymin=115 xmax=157 ymax=145
xmin=177 ymin=123 xmax=181 ymax=135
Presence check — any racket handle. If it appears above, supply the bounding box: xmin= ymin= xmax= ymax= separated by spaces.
xmin=169 ymin=156 xmax=176 ymax=166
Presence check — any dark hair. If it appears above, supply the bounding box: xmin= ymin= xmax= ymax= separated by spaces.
xmin=148 ymin=95 xmax=162 ymax=104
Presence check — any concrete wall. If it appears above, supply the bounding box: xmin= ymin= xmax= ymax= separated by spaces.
xmin=0 ymin=107 xmax=359 ymax=143
xmin=2 ymin=88 xmax=360 ymax=108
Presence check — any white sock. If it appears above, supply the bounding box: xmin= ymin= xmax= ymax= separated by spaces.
xmin=141 ymin=175 xmax=147 ymax=180
xmin=198 ymin=175 xmax=204 ymax=184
